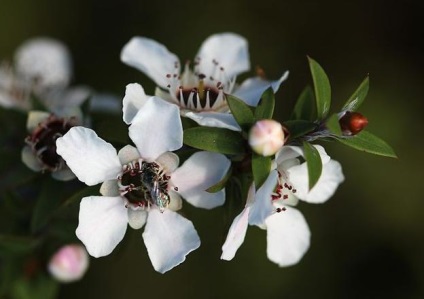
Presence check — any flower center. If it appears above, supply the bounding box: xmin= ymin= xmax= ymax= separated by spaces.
xmin=164 ymin=59 xmax=236 ymax=113
xmin=26 ymin=115 xmax=76 ymax=171
xmin=271 ymin=171 xmax=298 ymax=213
xmin=118 ymin=160 xmax=171 ymax=212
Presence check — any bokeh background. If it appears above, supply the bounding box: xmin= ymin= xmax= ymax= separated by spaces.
xmin=1 ymin=0 xmax=423 ymax=298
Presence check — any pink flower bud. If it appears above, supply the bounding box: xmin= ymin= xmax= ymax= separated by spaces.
xmin=48 ymin=244 xmax=89 ymax=283
xmin=249 ymin=120 xmax=286 ymax=156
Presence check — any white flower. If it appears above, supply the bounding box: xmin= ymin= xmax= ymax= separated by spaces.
xmin=222 ymin=145 xmax=344 ymax=266
xmin=0 ymin=37 xmax=90 ymax=112
xmin=121 ymin=33 xmax=288 ymax=130
xmin=48 ymin=244 xmax=89 ymax=283
xmin=56 ymin=98 xmax=231 ymax=273
xmin=22 ymin=110 xmax=82 ymax=181
xmin=14 ymin=37 xmax=72 ymax=90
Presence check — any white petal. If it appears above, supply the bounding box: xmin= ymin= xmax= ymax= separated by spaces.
xmin=233 ymin=71 xmax=289 ymax=106
xmin=168 ymin=190 xmax=183 ymax=211
xmin=183 ymin=111 xmax=241 ymax=131
xmin=76 ymin=196 xmax=128 ymax=258
xmin=129 ymin=97 xmax=182 ymax=161
xmin=156 ymin=152 xmax=179 ymax=173
xmin=26 ymin=111 xmax=50 ymax=131
xmin=56 ymin=127 xmax=122 ymax=185
xmin=21 ymin=146 xmax=42 ymax=172
xmin=196 ymin=33 xmax=250 ymax=78
xmin=221 ymin=206 xmax=250 ymax=261
xmin=100 ymin=180 xmax=119 ymax=197
xmin=127 ymin=209 xmax=147 ymax=229
xmin=14 ymin=37 xmax=72 ymax=88
xmin=122 ymin=83 xmax=149 ymax=124
xmin=289 ymin=160 xmax=344 ymax=204
xmin=120 ymin=37 xmax=180 ymax=89
xmin=248 ymin=170 xmax=278 ymax=226
xmin=51 ymin=167 xmax=75 ymax=181
xmin=143 ymin=209 xmax=200 ymax=273
xmin=171 ymin=152 xmax=230 ymax=209
xmin=117 ymin=145 xmax=140 ymax=165
xmin=265 ymin=207 xmax=310 ymax=267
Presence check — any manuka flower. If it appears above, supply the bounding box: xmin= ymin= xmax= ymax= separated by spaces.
xmin=22 ymin=110 xmax=82 ymax=181
xmin=56 ymin=98 xmax=231 ymax=273
xmin=222 ymin=145 xmax=344 ymax=266
xmin=121 ymin=33 xmax=288 ymax=130
xmin=0 ymin=37 xmax=90 ymax=113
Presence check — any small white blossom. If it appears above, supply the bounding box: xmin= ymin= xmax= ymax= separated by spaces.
xmin=121 ymin=33 xmax=288 ymax=130
xmin=56 ymin=97 xmax=230 ymax=273
xmin=222 ymin=145 xmax=344 ymax=266
xmin=48 ymin=244 xmax=89 ymax=283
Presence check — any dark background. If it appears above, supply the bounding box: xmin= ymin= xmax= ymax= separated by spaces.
xmin=1 ymin=0 xmax=423 ymax=298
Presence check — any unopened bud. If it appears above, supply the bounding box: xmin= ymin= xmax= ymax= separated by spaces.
xmin=48 ymin=244 xmax=89 ymax=283
xmin=339 ymin=111 xmax=368 ymax=136
xmin=249 ymin=120 xmax=286 ymax=156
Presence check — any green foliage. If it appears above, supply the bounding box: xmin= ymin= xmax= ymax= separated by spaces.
xmin=308 ymin=57 xmax=331 ymax=120
xmin=11 ymin=274 xmax=59 ymax=299
xmin=0 ymin=235 xmax=40 ymax=256
xmin=254 ymin=87 xmax=275 ymax=120
xmin=342 ymin=76 xmax=369 ymax=111
xmin=283 ymin=120 xmax=317 ymax=140
xmin=303 ymin=141 xmax=323 ymax=190
xmin=338 ymin=130 xmax=397 ymax=158
xmin=183 ymin=127 xmax=246 ymax=155
xmin=291 ymin=85 xmax=316 ymax=121
xmin=252 ymin=154 xmax=272 ymax=189
xmin=226 ymin=94 xmax=255 ymax=132
xmin=325 ymin=113 xmax=342 ymax=136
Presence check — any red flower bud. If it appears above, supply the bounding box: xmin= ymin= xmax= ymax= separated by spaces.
xmin=339 ymin=111 xmax=368 ymax=135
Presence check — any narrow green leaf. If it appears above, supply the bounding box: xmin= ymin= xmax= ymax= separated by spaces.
xmin=303 ymin=141 xmax=323 ymax=190
xmin=291 ymin=85 xmax=316 ymax=121
xmin=342 ymin=75 xmax=369 ymax=111
xmin=226 ymin=94 xmax=255 ymax=131
xmin=308 ymin=57 xmax=331 ymax=119
xmin=206 ymin=167 xmax=232 ymax=193
xmin=60 ymin=185 xmax=100 ymax=208
xmin=283 ymin=120 xmax=317 ymax=140
xmin=338 ymin=130 xmax=397 ymax=158
xmin=31 ymin=178 xmax=64 ymax=233
xmin=12 ymin=274 xmax=59 ymax=299
xmin=254 ymin=87 xmax=275 ymax=120
xmin=326 ymin=113 xmax=342 ymax=136
xmin=252 ymin=154 xmax=272 ymax=189
xmin=184 ymin=127 xmax=246 ymax=155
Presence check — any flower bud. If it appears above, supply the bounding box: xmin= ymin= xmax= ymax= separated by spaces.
xmin=249 ymin=120 xmax=286 ymax=156
xmin=339 ymin=111 xmax=368 ymax=136
xmin=48 ymin=244 xmax=89 ymax=283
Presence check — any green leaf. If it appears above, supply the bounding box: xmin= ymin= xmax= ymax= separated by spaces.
xmin=31 ymin=178 xmax=64 ymax=233
xmin=325 ymin=113 xmax=342 ymax=136
xmin=254 ymin=87 xmax=275 ymax=120
xmin=308 ymin=57 xmax=331 ymax=119
xmin=183 ymin=127 xmax=246 ymax=155
xmin=283 ymin=120 xmax=317 ymax=140
xmin=226 ymin=94 xmax=255 ymax=131
xmin=252 ymin=154 xmax=272 ymax=189
xmin=303 ymin=141 xmax=323 ymax=190
xmin=291 ymin=85 xmax=316 ymax=121
xmin=338 ymin=130 xmax=397 ymax=158
xmin=342 ymin=75 xmax=369 ymax=111
xmin=59 ymin=185 xmax=100 ymax=209
xmin=0 ymin=235 xmax=39 ymax=256
xmin=206 ymin=167 xmax=232 ymax=193
xmin=12 ymin=274 xmax=59 ymax=299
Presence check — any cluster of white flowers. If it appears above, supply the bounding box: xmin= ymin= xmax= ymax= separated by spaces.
xmin=1 ymin=33 xmax=346 ymax=276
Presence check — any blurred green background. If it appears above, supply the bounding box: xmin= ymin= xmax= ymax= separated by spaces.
xmin=1 ymin=0 xmax=423 ymax=298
